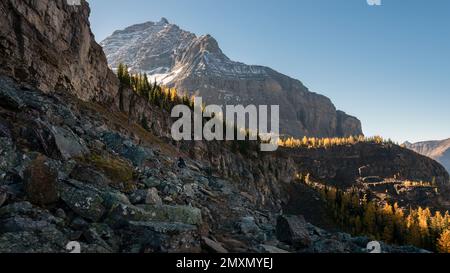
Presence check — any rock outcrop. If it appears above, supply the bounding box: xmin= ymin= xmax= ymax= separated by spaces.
xmin=100 ymin=19 xmax=362 ymax=138
xmin=0 ymin=0 xmax=118 ymax=102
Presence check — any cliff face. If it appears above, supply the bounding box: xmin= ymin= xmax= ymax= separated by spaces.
xmin=0 ymin=0 xmax=118 ymax=102
xmin=101 ymin=20 xmax=363 ymax=138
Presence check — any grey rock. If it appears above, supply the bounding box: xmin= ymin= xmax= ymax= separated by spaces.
xmin=0 ymin=138 xmax=19 ymax=172
xmin=107 ymin=203 xmax=202 ymax=226
xmin=237 ymin=216 xmax=260 ymax=236
xmin=202 ymin=237 xmax=228 ymax=253
xmin=50 ymin=126 xmax=89 ymax=160
xmin=142 ymin=176 xmax=162 ymax=188
xmin=313 ymin=239 xmax=347 ymax=253
xmin=276 ymin=215 xmax=312 ymax=248
xmin=83 ymin=223 xmax=117 ymax=252
xmin=259 ymin=244 xmax=290 ymax=254
xmin=69 ymin=165 xmax=112 ymax=187
xmin=70 ymin=217 xmax=90 ymax=231
xmin=182 ymin=184 xmax=196 ymax=198
xmin=102 ymin=132 xmax=154 ymax=166
xmin=0 ymin=228 xmax=68 ymax=253
xmin=139 ymin=204 xmax=203 ymax=226
xmin=0 ymin=202 xmax=63 ymax=233
xmin=55 ymin=208 xmax=67 ymax=220
xmin=60 ymin=183 xmax=106 ymax=222
xmin=119 ymin=221 xmax=201 ymax=253
xmin=129 ymin=189 xmax=148 ymax=205
xmin=145 ymin=188 xmax=162 ymax=205
xmin=0 ymin=77 xmax=25 ymax=110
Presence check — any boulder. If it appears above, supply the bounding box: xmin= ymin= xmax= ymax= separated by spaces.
xmin=259 ymin=244 xmax=290 ymax=254
xmin=0 ymin=138 xmax=19 ymax=172
xmin=23 ymin=156 xmax=59 ymax=206
xmin=69 ymin=165 xmax=112 ymax=187
xmin=313 ymin=239 xmax=347 ymax=253
xmin=142 ymin=177 xmax=162 ymax=188
xmin=60 ymin=183 xmax=106 ymax=222
xmin=107 ymin=203 xmax=202 ymax=226
xmin=102 ymin=132 xmax=154 ymax=166
xmin=83 ymin=223 xmax=117 ymax=252
xmin=202 ymin=237 xmax=228 ymax=253
xmin=23 ymin=121 xmax=89 ymax=160
xmin=139 ymin=205 xmax=203 ymax=226
xmin=0 ymin=77 xmax=25 ymax=110
xmin=237 ymin=216 xmax=260 ymax=236
xmin=50 ymin=126 xmax=89 ymax=160
xmin=145 ymin=188 xmax=162 ymax=205
xmin=119 ymin=221 xmax=201 ymax=253
xmin=276 ymin=215 xmax=312 ymax=248
xmin=0 ymin=202 xmax=63 ymax=233
xmin=0 ymin=228 xmax=68 ymax=253
xmin=129 ymin=189 xmax=149 ymax=205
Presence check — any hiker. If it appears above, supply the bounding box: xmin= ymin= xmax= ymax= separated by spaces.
xmin=177 ymin=157 xmax=187 ymax=169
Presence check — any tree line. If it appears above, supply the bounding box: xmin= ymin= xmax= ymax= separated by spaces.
xmin=117 ymin=63 xmax=193 ymax=112
xmin=116 ymin=63 xmax=257 ymax=154
xmin=299 ymin=176 xmax=450 ymax=253
xmin=279 ymin=135 xmax=394 ymax=149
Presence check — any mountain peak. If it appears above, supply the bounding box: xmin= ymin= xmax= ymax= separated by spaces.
xmin=197 ymin=34 xmax=221 ymax=54
xmin=101 ymin=20 xmax=363 ymax=138
xmin=159 ymin=17 xmax=169 ymax=25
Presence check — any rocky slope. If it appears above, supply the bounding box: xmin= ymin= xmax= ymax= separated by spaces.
xmin=0 ymin=74 xmax=439 ymax=253
xmin=100 ymin=19 xmax=362 ymax=138
xmin=405 ymin=139 xmax=450 ymax=173
xmin=0 ymin=0 xmax=447 ymax=253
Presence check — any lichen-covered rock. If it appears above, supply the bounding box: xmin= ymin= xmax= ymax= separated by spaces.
xmin=107 ymin=203 xmax=202 ymax=226
xmin=138 ymin=205 xmax=203 ymax=226
xmin=60 ymin=182 xmax=105 ymax=222
xmin=0 ymin=228 xmax=68 ymax=253
xmin=145 ymin=188 xmax=162 ymax=206
xmin=118 ymin=221 xmax=201 ymax=253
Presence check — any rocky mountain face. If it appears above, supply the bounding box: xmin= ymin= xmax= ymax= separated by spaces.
xmin=100 ymin=19 xmax=362 ymax=138
xmin=405 ymin=139 xmax=450 ymax=173
xmin=0 ymin=0 xmax=118 ymax=102
xmin=0 ymin=1 xmax=447 ymax=253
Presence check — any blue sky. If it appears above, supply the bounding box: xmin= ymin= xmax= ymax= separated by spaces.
xmin=89 ymin=0 xmax=450 ymax=143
